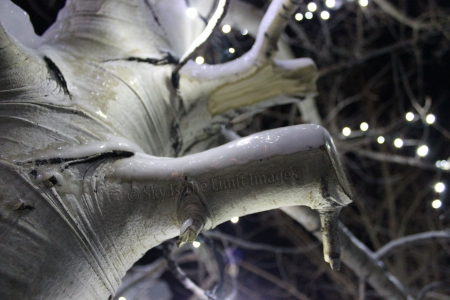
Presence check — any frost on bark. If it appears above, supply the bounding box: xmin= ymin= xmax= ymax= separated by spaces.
xmin=0 ymin=0 xmax=353 ymax=299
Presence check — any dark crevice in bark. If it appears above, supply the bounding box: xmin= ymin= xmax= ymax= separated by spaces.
xmin=103 ymin=53 xmax=178 ymax=66
xmin=43 ymin=56 xmax=71 ymax=99
xmin=18 ymin=151 xmax=134 ymax=169
xmin=14 ymin=203 xmax=34 ymax=211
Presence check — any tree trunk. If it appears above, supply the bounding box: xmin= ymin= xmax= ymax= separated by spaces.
xmin=0 ymin=0 xmax=353 ymax=299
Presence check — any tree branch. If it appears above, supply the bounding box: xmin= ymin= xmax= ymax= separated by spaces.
xmin=352 ymin=149 xmax=450 ymax=173
xmin=203 ymin=230 xmax=320 ymax=254
xmin=239 ymin=260 xmax=312 ymax=300
xmin=375 ymin=231 xmax=450 ymax=259
xmin=179 ymin=0 xmax=317 ymax=116
xmin=281 ymin=206 xmax=413 ymax=300
xmin=371 ymin=0 xmax=432 ymax=30
xmin=163 ymin=241 xmax=211 ymax=300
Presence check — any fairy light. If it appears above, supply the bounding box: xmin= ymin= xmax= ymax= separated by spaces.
xmin=342 ymin=127 xmax=351 ymax=137
xmin=222 ymin=24 xmax=231 ymax=33
xmin=360 ymin=122 xmax=369 ymax=131
xmin=359 ymin=0 xmax=369 ymax=7
xmin=118 ymin=297 xmax=126 ymax=300
xmin=241 ymin=28 xmax=248 ymax=35
xmin=228 ymin=47 xmax=235 ymax=54
xmin=305 ymin=12 xmax=313 ymax=19
xmin=405 ymin=112 xmax=414 ymax=121
xmin=394 ymin=138 xmax=403 ymax=148
xmin=193 ymin=241 xmax=201 ymax=248
xmin=440 ymin=161 xmax=450 ymax=170
xmin=307 ymin=2 xmax=317 ymax=12
xmin=426 ymin=114 xmax=435 ymax=124
xmin=417 ymin=145 xmax=429 ymax=157
xmin=432 ymin=199 xmax=442 ymax=209
xmin=230 ymin=216 xmax=239 ymax=223
xmin=377 ymin=136 xmax=385 ymax=144
xmin=325 ymin=0 xmax=336 ymax=8
xmin=295 ymin=13 xmax=304 ymax=21
xmin=320 ymin=11 xmax=330 ymax=20
xmin=186 ymin=7 xmax=198 ymax=19
xmin=435 ymin=182 xmax=445 ymax=193
xmin=195 ymin=56 xmax=204 ymax=64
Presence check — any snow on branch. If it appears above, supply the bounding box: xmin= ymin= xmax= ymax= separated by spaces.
xmin=179 ymin=0 xmax=317 ymax=116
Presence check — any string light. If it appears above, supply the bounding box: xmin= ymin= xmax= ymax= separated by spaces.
xmin=118 ymin=297 xmax=126 ymax=300
xmin=320 ymin=11 xmax=330 ymax=20
xmin=231 ymin=216 xmax=239 ymax=223
xmin=432 ymin=199 xmax=442 ymax=209
xmin=307 ymin=2 xmax=317 ymax=12
xmin=405 ymin=112 xmax=414 ymax=121
xmin=222 ymin=24 xmax=231 ymax=33
xmin=360 ymin=122 xmax=369 ymax=131
xmin=186 ymin=7 xmax=198 ymax=19
xmin=377 ymin=136 xmax=385 ymax=144
xmin=229 ymin=48 xmax=235 ymax=54
xmin=435 ymin=182 xmax=445 ymax=193
xmin=193 ymin=241 xmax=201 ymax=248
xmin=241 ymin=29 xmax=248 ymax=35
xmin=426 ymin=114 xmax=435 ymax=124
xmin=436 ymin=160 xmax=450 ymax=170
xmin=295 ymin=13 xmax=304 ymax=21
xmin=325 ymin=0 xmax=336 ymax=8
xmin=342 ymin=127 xmax=351 ymax=137
xmin=359 ymin=0 xmax=369 ymax=7
xmin=195 ymin=56 xmax=204 ymax=64
xmin=394 ymin=138 xmax=403 ymax=148
xmin=305 ymin=12 xmax=313 ymax=19
xmin=417 ymin=145 xmax=429 ymax=157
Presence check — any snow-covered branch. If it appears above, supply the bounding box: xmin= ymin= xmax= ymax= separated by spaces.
xmin=179 ymin=0 xmax=317 ymax=116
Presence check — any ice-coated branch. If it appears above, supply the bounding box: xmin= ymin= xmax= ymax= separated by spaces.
xmin=105 ymin=125 xmax=352 ymax=270
xmin=281 ymin=206 xmax=414 ymax=300
xmin=375 ymin=230 xmax=450 ymax=259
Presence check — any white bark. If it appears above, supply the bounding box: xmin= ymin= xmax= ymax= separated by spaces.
xmin=0 ymin=0 xmax=351 ymax=299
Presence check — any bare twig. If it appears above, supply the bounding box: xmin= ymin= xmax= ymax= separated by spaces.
xmin=371 ymin=0 xmax=432 ymax=30
xmin=418 ymin=280 xmax=450 ymax=300
xmin=163 ymin=241 xmax=211 ymax=300
xmin=203 ymin=230 xmax=320 ymax=254
xmin=375 ymin=231 xmax=450 ymax=259
xmin=352 ymin=149 xmax=450 ymax=173
xmin=239 ymin=260 xmax=312 ymax=300
xmin=281 ymin=206 xmax=413 ymax=300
